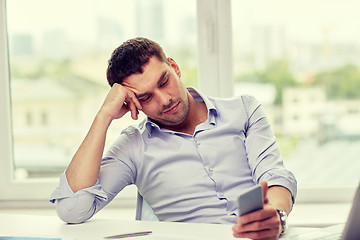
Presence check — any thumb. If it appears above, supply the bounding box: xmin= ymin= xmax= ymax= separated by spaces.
xmin=260 ymin=181 xmax=269 ymax=204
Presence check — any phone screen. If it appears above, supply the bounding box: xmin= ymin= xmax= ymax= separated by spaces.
xmin=237 ymin=185 xmax=264 ymax=216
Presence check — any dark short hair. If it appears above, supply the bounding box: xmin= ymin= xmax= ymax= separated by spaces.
xmin=106 ymin=37 xmax=169 ymax=86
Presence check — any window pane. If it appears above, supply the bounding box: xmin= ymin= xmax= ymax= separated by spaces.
xmin=7 ymin=0 xmax=197 ymax=179
xmin=232 ymin=0 xmax=360 ymax=188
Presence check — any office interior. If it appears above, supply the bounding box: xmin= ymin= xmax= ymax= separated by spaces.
xmin=1 ymin=0 xmax=359 ymax=231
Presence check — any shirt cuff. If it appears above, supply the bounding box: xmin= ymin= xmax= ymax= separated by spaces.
xmin=262 ymin=169 xmax=298 ymax=204
xmin=49 ymin=172 xmax=108 ymax=203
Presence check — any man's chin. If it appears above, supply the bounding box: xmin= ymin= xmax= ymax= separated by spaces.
xmin=150 ymin=118 xmax=183 ymax=128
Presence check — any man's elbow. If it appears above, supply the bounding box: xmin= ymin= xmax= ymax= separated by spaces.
xmin=55 ymin=198 xmax=95 ymax=224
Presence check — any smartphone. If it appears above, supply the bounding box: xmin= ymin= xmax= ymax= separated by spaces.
xmin=237 ymin=185 xmax=264 ymax=216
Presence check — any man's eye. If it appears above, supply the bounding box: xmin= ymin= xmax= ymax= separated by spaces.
xmin=139 ymin=95 xmax=152 ymax=102
xmin=160 ymin=78 xmax=168 ymax=87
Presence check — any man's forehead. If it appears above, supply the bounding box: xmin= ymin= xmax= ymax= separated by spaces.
xmin=122 ymin=76 xmax=146 ymax=94
xmin=122 ymin=57 xmax=169 ymax=92
xmin=122 ymin=70 xmax=168 ymax=97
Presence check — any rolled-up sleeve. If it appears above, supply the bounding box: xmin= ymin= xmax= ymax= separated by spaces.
xmin=243 ymin=95 xmax=297 ymax=203
xmin=50 ymin=172 xmax=108 ymax=223
xmin=50 ymin=129 xmax=138 ymax=223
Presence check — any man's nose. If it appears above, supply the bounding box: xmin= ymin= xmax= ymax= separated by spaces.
xmin=155 ymin=90 xmax=171 ymax=106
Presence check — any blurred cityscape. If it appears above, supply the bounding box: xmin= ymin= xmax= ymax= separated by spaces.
xmin=7 ymin=0 xmax=198 ymax=179
xmin=6 ymin=0 xmax=360 ymax=187
xmin=231 ymin=0 xmax=360 ymax=187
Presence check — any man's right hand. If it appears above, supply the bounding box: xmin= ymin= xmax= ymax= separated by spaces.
xmin=99 ymin=83 xmax=142 ymax=121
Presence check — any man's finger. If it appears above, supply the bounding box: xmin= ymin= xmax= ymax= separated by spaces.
xmin=126 ymin=100 xmax=139 ymax=120
xmin=124 ymin=87 xmax=143 ymax=110
xmin=260 ymin=181 xmax=269 ymax=204
xmin=233 ymin=214 xmax=280 ymax=240
xmin=236 ymin=214 xmax=280 ymax=232
xmin=128 ymin=93 xmax=142 ymax=110
xmin=233 ymin=228 xmax=279 ymax=240
xmin=237 ymin=207 xmax=277 ymax=225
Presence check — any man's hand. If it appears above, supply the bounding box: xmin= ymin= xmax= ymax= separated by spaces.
xmin=232 ymin=182 xmax=282 ymax=240
xmin=99 ymin=83 xmax=142 ymax=121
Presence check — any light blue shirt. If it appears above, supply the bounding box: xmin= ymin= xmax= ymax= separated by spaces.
xmin=50 ymin=88 xmax=297 ymax=224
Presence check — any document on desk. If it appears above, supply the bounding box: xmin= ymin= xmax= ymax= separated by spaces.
xmin=0 ymin=237 xmax=74 ymax=240
xmin=0 ymin=237 xmax=62 ymax=240
xmin=114 ymin=235 xmax=229 ymax=240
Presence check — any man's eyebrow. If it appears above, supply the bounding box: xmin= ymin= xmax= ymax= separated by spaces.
xmin=135 ymin=70 xmax=168 ymax=99
xmin=157 ymin=71 xmax=168 ymax=84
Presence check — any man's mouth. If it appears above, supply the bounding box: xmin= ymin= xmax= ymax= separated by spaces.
xmin=163 ymin=102 xmax=180 ymax=114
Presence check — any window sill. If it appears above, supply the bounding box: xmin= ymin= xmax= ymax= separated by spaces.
xmin=289 ymin=203 xmax=351 ymax=227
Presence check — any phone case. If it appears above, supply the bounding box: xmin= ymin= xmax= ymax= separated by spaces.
xmin=237 ymin=185 xmax=264 ymax=216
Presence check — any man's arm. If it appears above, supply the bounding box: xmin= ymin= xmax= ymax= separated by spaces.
xmin=232 ymin=96 xmax=296 ymax=239
xmin=66 ymin=83 xmax=142 ymax=192
xmin=232 ymin=181 xmax=293 ymax=240
xmin=267 ymin=185 xmax=293 ymax=215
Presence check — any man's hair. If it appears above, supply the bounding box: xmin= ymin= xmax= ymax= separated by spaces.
xmin=106 ymin=37 xmax=168 ymax=86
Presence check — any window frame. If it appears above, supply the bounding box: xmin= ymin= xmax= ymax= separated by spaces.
xmin=197 ymin=0 xmax=233 ymax=98
xmin=0 ymin=0 xmax=59 ymax=202
xmin=0 ymin=0 xmax=357 ymax=205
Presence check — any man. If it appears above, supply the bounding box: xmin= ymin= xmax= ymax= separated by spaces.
xmin=51 ymin=37 xmax=297 ymax=240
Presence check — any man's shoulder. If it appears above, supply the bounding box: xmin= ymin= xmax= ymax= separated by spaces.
xmin=120 ymin=118 xmax=148 ymax=136
xmin=210 ymin=94 xmax=258 ymax=108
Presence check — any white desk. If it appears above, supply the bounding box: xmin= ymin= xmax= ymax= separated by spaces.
xmin=0 ymin=213 xmax=314 ymax=240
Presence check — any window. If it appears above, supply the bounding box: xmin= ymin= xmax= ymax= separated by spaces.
xmin=6 ymin=0 xmax=197 ymax=180
xmin=232 ymin=0 xmax=360 ymax=201
xmin=2 ymin=0 xmax=358 ymax=204
xmin=0 ymin=0 xmax=200 ymax=201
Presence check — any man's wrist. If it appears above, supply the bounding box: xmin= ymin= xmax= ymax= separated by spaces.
xmin=96 ymin=109 xmax=115 ymax=126
xmin=276 ymin=208 xmax=288 ymax=234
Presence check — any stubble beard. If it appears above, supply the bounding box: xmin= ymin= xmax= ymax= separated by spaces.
xmin=151 ymin=94 xmax=190 ymax=128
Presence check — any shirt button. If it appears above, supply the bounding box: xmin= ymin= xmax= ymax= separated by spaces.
xmin=195 ymin=141 xmax=200 ymax=145
xmin=218 ymin=192 xmax=224 ymax=197
xmin=209 ymin=168 xmax=214 ymax=172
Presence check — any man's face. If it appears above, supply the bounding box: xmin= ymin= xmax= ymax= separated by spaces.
xmin=122 ymin=56 xmax=190 ymax=127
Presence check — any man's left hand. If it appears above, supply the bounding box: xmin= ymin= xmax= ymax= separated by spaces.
xmin=232 ymin=181 xmax=282 ymax=240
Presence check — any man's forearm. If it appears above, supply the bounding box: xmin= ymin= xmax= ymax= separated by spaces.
xmin=267 ymin=185 xmax=293 ymax=215
xmin=66 ymin=112 xmax=113 ymax=193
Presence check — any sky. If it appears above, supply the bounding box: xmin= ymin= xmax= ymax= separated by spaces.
xmin=6 ymin=0 xmax=360 ymax=47
xmin=6 ymin=0 xmax=196 ymax=47
xmin=232 ymin=0 xmax=360 ymax=43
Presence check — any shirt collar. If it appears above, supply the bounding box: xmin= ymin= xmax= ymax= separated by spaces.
xmin=187 ymin=87 xmax=218 ymax=124
xmin=142 ymin=87 xmax=219 ymax=136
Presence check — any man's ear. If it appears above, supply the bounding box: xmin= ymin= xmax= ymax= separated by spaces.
xmin=168 ymin=57 xmax=181 ymax=78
